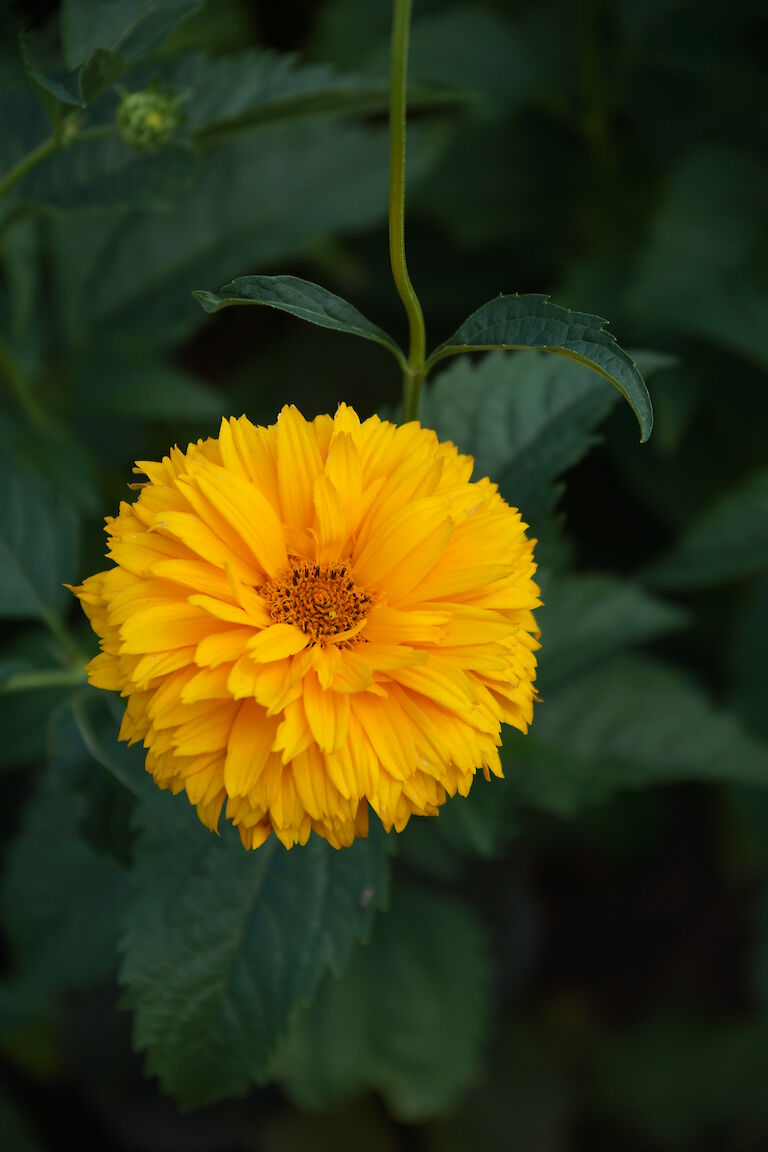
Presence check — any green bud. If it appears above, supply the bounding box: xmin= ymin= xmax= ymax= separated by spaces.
xmin=116 ymin=89 xmax=181 ymax=152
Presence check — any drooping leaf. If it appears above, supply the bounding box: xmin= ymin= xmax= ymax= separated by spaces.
xmin=120 ymin=791 xmax=390 ymax=1108
xmin=194 ymin=275 xmax=405 ymax=367
xmin=425 ymin=295 xmax=653 ymax=441
xmin=505 ymin=656 xmax=768 ymax=817
xmin=277 ymin=884 xmax=490 ymax=1120
xmin=419 ymin=351 xmax=668 ymax=526
xmin=536 ymin=570 xmax=686 ymax=691
xmin=646 ymin=469 xmax=768 ymax=589
xmin=0 ymin=452 xmax=80 ymax=624
xmin=1 ymin=704 xmax=132 ymax=990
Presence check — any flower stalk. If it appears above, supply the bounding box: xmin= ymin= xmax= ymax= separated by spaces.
xmin=389 ymin=0 xmax=426 ymax=422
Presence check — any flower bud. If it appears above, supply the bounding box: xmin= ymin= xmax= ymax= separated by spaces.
xmin=116 ymin=89 xmax=181 ymax=151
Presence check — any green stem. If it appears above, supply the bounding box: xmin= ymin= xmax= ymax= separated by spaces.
xmin=389 ymin=0 xmax=427 ymax=422
xmin=0 ymin=334 xmax=51 ymax=432
xmin=0 ymin=124 xmax=116 ymax=203
xmin=0 ymin=664 xmax=87 ymax=694
xmin=0 ymin=136 xmax=58 ymax=200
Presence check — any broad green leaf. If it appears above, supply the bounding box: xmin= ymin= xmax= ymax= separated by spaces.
xmin=536 ymin=570 xmax=686 ymax=691
xmin=120 ymin=791 xmax=390 ymax=1108
xmin=22 ymin=138 xmax=197 ymax=211
xmin=0 ymin=452 xmax=79 ymax=624
xmin=195 ymin=275 xmax=405 ymax=367
xmin=1 ymin=706 xmax=132 ymax=990
xmin=646 ymin=469 xmax=768 ymax=589
xmin=2 ymin=410 xmax=101 ymax=516
xmin=505 ymin=656 xmax=768 ymax=817
xmin=277 ymin=885 xmax=490 ymax=1120
xmin=420 ymin=350 xmax=615 ymax=524
xmin=70 ymin=352 xmax=224 ymax=421
xmin=425 ymin=295 xmax=653 ymax=441
xmin=21 ymin=24 xmax=123 ymax=107
xmin=60 ymin=0 xmax=202 ymax=70
xmin=163 ymin=49 xmax=460 ymax=143
xmin=420 ymin=351 xmax=669 ymax=526
xmin=60 ymin=120 xmax=441 ymax=345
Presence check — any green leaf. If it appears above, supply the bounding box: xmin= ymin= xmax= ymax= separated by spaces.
xmin=22 ymin=138 xmax=197 ymax=211
xmin=418 ymin=351 xmax=667 ymax=527
xmin=1 ymin=705 xmax=132 ymax=990
xmin=646 ymin=469 xmax=768 ymax=589
xmin=60 ymin=0 xmax=203 ymax=71
xmin=505 ymin=656 xmax=768 ymax=817
xmin=277 ymin=884 xmax=490 ymax=1120
xmin=120 ymin=791 xmax=390 ymax=1108
xmin=58 ymin=120 xmax=442 ymax=345
xmin=21 ymin=25 xmax=123 ymax=108
xmin=165 ymin=49 xmax=459 ymax=143
xmin=0 ymin=452 xmax=79 ymax=624
xmin=194 ymin=275 xmax=405 ymax=367
xmin=426 ymin=295 xmax=653 ymax=441
xmin=536 ymin=570 xmax=686 ymax=691
xmin=420 ymin=350 xmax=615 ymax=521
xmin=70 ymin=351 xmax=224 ymax=421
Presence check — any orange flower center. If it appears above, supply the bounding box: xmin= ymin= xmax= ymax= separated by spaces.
xmin=262 ymin=560 xmax=372 ymax=645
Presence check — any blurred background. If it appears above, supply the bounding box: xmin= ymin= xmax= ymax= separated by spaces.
xmin=2 ymin=0 xmax=768 ymax=1149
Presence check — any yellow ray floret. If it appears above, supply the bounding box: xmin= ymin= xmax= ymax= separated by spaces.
xmin=70 ymin=404 xmax=540 ymax=849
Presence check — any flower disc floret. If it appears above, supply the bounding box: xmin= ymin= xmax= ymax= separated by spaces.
xmin=263 ymin=561 xmax=373 ymax=645
xmin=71 ymin=404 xmax=540 ymax=849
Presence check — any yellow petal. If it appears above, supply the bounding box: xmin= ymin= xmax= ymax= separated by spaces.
xmin=195 ymin=627 xmax=254 ymax=668
xmin=246 ymin=623 xmax=309 ymax=662
xmin=224 ymin=700 xmax=278 ymax=796
xmin=277 ymin=404 xmax=324 ymax=529
xmin=303 ymin=672 xmax=349 ymax=753
xmin=312 ymin=472 xmax=346 ymax=563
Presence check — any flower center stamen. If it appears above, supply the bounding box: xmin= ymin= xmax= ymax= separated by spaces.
xmin=263 ymin=561 xmax=372 ymax=645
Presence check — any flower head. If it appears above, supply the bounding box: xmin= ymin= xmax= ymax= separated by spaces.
xmin=71 ymin=405 xmax=540 ymax=849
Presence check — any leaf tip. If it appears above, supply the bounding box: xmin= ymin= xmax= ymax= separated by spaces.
xmin=192 ymin=290 xmax=221 ymax=313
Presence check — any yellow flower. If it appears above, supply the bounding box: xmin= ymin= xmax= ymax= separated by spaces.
xmin=71 ymin=404 xmax=540 ymax=849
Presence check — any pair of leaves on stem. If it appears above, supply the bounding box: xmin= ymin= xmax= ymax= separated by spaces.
xmin=194 ymin=275 xmax=653 ymax=441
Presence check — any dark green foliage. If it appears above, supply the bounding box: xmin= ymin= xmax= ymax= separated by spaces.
xmin=121 ymin=792 xmax=389 ymax=1107
xmin=1 ymin=0 xmax=767 ymax=1146
xmin=0 ymin=453 xmax=79 ymax=625
xmin=426 ymin=295 xmax=653 ymax=440
xmin=276 ymin=884 xmax=489 ymax=1120
xmin=195 ymin=274 xmax=405 ymax=366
